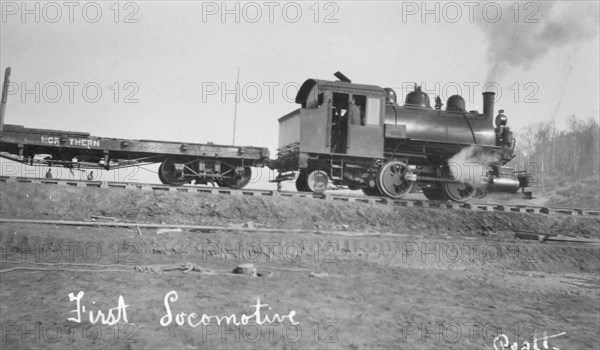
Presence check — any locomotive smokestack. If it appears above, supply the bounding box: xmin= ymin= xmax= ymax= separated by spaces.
xmin=482 ymin=92 xmax=495 ymax=120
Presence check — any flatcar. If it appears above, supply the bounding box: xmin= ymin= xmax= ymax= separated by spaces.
xmin=0 ymin=68 xmax=269 ymax=188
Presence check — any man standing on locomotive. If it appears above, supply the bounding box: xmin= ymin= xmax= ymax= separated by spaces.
xmin=348 ymin=97 xmax=362 ymax=125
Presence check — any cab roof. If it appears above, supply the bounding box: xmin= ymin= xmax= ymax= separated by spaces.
xmin=296 ymin=79 xmax=387 ymax=105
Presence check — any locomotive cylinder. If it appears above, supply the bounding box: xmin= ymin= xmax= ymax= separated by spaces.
xmin=486 ymin=177 xmax=520 ymax=193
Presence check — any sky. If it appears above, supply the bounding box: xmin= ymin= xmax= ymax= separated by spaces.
xmin=0 ymin=0 xmax=598 ymax=185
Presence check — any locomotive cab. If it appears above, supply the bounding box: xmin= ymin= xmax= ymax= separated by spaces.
xmin=275 ymin=78 xmax=388 ymax=192
xmin=278 ymin=79 xmax=387 ymax=160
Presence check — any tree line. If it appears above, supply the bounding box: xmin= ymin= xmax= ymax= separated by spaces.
xmin=511 ymin=115 xmax=599 ymax=192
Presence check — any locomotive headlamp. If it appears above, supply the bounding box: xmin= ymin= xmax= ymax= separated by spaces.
xmin=495 ymin=109 xmax=508 ymax=127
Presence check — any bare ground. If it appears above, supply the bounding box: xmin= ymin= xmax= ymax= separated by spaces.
xmin=0 ymin=182 xmax=599 ymax=349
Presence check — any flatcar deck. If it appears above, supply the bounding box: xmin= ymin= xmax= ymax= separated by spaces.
xmin=0 ymin=124 xmax=269 ymax=169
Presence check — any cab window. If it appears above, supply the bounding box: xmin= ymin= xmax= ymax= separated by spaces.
xmin=305 ymin=85 xmax=323 ymax=108
xmin=365 ymin=97 xmax=381 ymax=125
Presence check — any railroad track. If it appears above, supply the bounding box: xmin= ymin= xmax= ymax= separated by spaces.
xmin=1 ymin=176 xmax=599 ymax=217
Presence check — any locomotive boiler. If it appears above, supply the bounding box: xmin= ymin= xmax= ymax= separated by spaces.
xmin=274 ymin=72 xmax=526 ymax=202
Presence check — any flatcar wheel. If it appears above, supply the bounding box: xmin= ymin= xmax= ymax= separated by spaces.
xmin=220 ymin=166 xmax=252 ymax=189
xmin=442 ymin=182 xmax=476 ymax=202
xmin=422 ymin=186 xmax=449 ymax=201
xmin=362 ymin=187 xmax=382 ymax=196
xmin=376 ymin=161 xmax=414 ymax=199
xmin=158 ymin=158 xmax=188 ymax=186
xmin=158 ymin=163 xmax=167 ymax=184
xmin=295 ymin=171 xmax=310 ymax=192
xmin=306 ymin=170 xmax=329 ymax=194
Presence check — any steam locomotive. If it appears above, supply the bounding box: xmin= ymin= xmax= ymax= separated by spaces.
xmin=273 ymin=72 xmax=527 ymax=202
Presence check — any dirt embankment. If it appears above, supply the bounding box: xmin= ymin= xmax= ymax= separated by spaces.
xmin=1 ymin=182 xmax=599 ymax=238
xmin=1 ymin=182 xmax=599 ymax=350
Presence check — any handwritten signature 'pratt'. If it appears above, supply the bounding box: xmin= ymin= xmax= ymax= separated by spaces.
xmin=493 ymin=331 xmax=566 ymax=350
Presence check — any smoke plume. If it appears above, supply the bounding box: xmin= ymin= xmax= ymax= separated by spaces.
xmin=448 ymin=146 xmax=501 ymax=185
xmin=477 ymin=2 xmax=599 ymax=82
